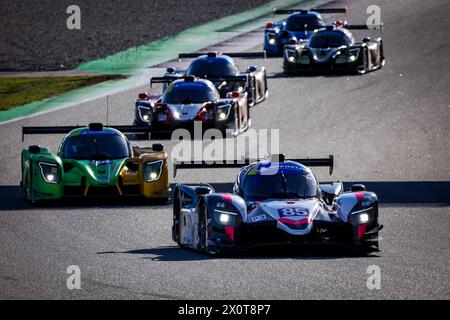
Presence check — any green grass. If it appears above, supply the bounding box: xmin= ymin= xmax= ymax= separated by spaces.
xmin=0 ymin=75 xmax=126 ymax=111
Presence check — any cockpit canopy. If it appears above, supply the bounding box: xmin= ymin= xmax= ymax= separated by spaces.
xmin=61 ymin=129 xmax=131 ymax=160
xmin=186 ymin=55 xmax=239 ymax=78
xmin=162 ymin=79 xmax=219 ymax=104
xmin=241 ymin=161 xmax=319 ymax=200
xmin=285 ymin=12 xmax=326 ymax=31
xmin=309 ymin=29 xmax=354 ymax=48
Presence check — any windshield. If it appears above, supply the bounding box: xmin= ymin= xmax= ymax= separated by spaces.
xmin=286 ymin=15 xmax=325 ymax=31
xmin=62 ymin=132 xmax=131 ymax=160
xmin=186 ymin=59 xmax=239 ymax=77
xmin=162 ymin=82 xmax=218 ymax=104
xmin=242 ymin=171 xmax=318 ymax=200
xmin=309 ymin=34 xmax=349 ymax=48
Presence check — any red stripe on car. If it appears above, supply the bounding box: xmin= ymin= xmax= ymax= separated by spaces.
xmin=357 ymin=224 xmax=367 ymax=239
xmin=222 ymin=194 xmax=233 ymax=203
xmin=279 ymin=218 xmax=311 ymax=226
xmin=355 ymin=192 xmax=365 ymax=201
xmin=224 ymin=226 xmax=234 ymax=240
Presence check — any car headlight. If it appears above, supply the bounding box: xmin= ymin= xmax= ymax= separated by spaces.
xmin=285 ymin=49 xmax=297 ymax=63
xmin=350 ymin=207 xmax=372 ymax=225
xmin=348 ymin=48 xmax=360 ymax=61
xmin=359 ymin=213 xmax=369 ymax=224
xmin=214 ymin=209 xmax=238 ymax=225
xmin=137 ymin=105 xmax=153 ymax=123
xmin=267 ymin=33 xmax=277 ymax=45
xmin=143 ymin=160 xmax=164 ymax=182
xmin=216 ymin=104 xmax=232 ymax=121
xmin=38 ymin=162 xmax=61 ymax=184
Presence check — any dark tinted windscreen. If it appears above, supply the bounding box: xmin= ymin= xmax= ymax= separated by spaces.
xmin=62 ymin=132 xmax=130 ymax=160
xmin=309 ymin=33 xmax=349 ymax=48
xmin=162 ymin=83 xmax=217 ymax=104
xmin=243 ymin=172 xmax=318 ymax=200
xmin=186 ymin=59 xmax=238 ymax=77
xmin=286 ymin=15 xmax=325 ymax=31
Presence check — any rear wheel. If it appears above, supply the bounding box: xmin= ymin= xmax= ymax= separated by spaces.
xmin=221 ymin=105 xmax=239 ymax=137
xmin=378 ymin=42 xmax=385 ymax=68
xmin=263 ymin=70 xmax=269 ymax=98
xmin=357 ymin=47 xmax=369 ymax=74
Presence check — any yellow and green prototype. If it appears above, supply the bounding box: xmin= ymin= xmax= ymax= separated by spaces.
xmin=21 ymin=123 xmax=169 ymax=203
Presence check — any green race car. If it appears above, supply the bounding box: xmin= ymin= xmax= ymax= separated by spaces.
xmin=21 ymin=123 xmax=170 ymax=204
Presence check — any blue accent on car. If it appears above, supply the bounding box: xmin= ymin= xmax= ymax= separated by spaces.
xmin=80 ymin=129 xmax=118 ymax=135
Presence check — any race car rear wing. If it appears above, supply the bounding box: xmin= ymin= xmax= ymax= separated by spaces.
xmin=22 ymin=124 xmax=152 ymax=141
xmin=273 ymin=7 xmax=347 ymax=15
xmin=344 ymin=23 xmax=384 ymax=31
xmin=178 ymin=51 xmax=267 ymax=59
xmin=150 ymin=76 xmax=181 ymax=87
xmin=150 ymin=75 xmax=249 ymax=88
xmin=173 ymin=154 xmax=334 ymax=177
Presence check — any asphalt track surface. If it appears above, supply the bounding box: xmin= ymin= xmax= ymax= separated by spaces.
xmin=0 ymin=0 xmax=270 ymax=71
xmin=0 ymin=0 xmax=449 ymax=299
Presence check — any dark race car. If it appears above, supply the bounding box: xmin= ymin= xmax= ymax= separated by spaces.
xmin=283 ymin=24 xmax=385 ymax=75
xmin=171 ymin=154 xmax=383 ymax=255
xmin=163 ymin=52 xmax=268 ymax=107
xmin=264 ymin=8 xmax=348 ymax=56
xmin=134 ymin=76 xmax=250 ymax=137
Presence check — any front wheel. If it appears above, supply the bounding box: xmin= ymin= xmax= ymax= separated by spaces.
xmin=248 ymin=77 xmax=257 ymax=107
xmin=356 ymin=47 xmax=369 ymax=74
xmin=199 ymin=209 xmax=208 ymax=253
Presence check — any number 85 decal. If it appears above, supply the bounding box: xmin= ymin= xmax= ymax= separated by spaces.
xmin=278 ymin=207 xmax=309 ymax=216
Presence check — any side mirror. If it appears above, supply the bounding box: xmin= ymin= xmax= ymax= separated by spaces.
xmin=195 ymin=186 xmax=212 ymax=195
xmin=280 ymin=30 xmax=290 ymax=39
xmin=28 ymin=145 xmax=41 ymax=154
xmin=226 ymin=91 xmax=240 ymax=99
xmin=166 ymin=67 xmax=176 ymax=74
xmin=152 ymin=143 xmax=164 ymax=152
xmin=247 ymin=65 xmax=257 ymax=73
xmin=287 ymin=37 xmax=298 ymax=45
xmin=350 ymin=184 xmax=366 ymax=192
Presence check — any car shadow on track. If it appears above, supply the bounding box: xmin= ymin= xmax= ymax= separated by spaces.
xmin=0 ymin=185 xmax=171 ymax=211
xmin=97 ymin=245 xmax=380 ymax=261
xmin=1 ymin=180 xmax=449 ymax=211
xmin=210 ymin=181 xmax=450 ymax=205
xmin=267 ymin=71 xmax=362 ymax=79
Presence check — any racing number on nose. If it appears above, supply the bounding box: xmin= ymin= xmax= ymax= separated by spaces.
xmin=278 ymin=208 xmax=308 ymax=216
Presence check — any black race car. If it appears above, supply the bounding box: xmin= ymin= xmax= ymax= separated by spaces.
xmin=171 ymin=154 xmax=382 ymax=255
xmin=264 ymin=7 xmax=348 ymax=56
xmin=283 ymin=24 xmax=385 ymax=75
xmin=134 ymin=76 xmax=250 ymax=137
xmin=164 ymin=52 xmax=268 ymax=106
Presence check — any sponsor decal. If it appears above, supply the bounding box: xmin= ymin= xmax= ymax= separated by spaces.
xmin=251 ymin=214 xmax=267 ymax=223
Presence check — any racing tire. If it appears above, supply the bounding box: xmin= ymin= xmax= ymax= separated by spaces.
xmin=263 ymin=70 xmax=269 ymax=99
xmin=199 ymin=208 xmax=209 ymax=253
xmin=248 ymin=77 xmax=257 ymax=107
xmin=244 ymin=104 xmax=251 ymax=132
xmin=283 ymin=60 xmax=297 ymax=76
xmin=378 ymin=42 xmax=386 ymax=69
xmin=173 ymin=190 xmax=182 ymax=245
xmin=221 ymin=105 xmax=239 ymax=137
xmin=356 ymin=47 xmax=369 ymax=75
